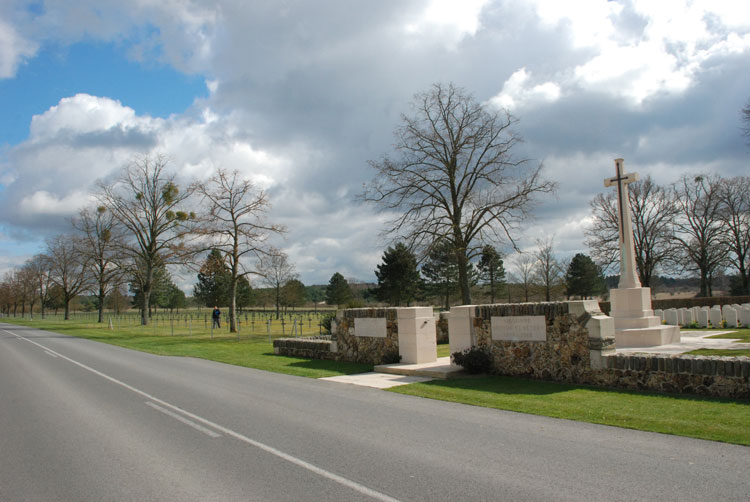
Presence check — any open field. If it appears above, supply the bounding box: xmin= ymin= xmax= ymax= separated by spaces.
xmin=3 ymin=312 xmax=369 ymax=379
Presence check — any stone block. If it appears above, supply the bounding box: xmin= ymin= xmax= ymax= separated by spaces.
xmin=680 ymin=308 xmax=694 ymax=326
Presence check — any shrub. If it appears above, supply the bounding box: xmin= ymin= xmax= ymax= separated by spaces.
xmin=320 ymin=313 xmax=335 ymax=334
xmin=451 ymin=346 xmax=493 ymax=374
xmin=380 ymin=348 xmax=402 ymax=364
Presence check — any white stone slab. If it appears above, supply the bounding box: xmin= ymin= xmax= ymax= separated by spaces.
xmin=654 ymin=309 xmax=663 ymax=322
xmin=724 ymin=307 xmax=739 ymax=328
xmin=697 ymin=309 xmax=709 ymax=328
xmin=491 ymin=315 xmax=546 ymax=342
xmin=664 ymin=309 xmax=678 ymax=326
xmin=354 ymin=317 xmax=386 ymax=338
xmin=710 ymin=307 xmax=723 ymax=328
xmin=740 ymin=308 xmax=750 ymax=328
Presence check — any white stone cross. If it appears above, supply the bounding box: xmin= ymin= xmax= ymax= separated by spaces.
xmin=603 ymin=158 xmax=641 ymax=289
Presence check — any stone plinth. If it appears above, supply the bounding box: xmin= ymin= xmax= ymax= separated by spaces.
xmin=609 ymin=287 xmax=680 ymax=348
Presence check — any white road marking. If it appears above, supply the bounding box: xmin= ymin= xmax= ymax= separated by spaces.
xmin=145 ymin=401 xmax=222 ymax=438
xmin=4 ymin=329 xmax=402 ymax=502
xmin=44 ymin=351 xmax=58 ymax=358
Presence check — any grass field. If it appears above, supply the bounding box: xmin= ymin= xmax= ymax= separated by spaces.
xmin=4 ymin=312 xmax=750 ymax=446
xmin=3 ymin=312 xmax=370 ymax=379
xmin=389 ymin=376 xmax=750 ymax=445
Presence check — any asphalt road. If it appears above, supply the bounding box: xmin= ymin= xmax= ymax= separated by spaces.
xmin=1 ymin=322 xmax=747 ymax=502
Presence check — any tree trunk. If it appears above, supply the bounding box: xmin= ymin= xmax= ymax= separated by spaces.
xmin=229 ymin=276 xmax=238 ymax=333
xmin=98 ymin=284 xmax=105 ymax=323
xmin=64 ymin=297 xmax=70 ymax=320
xmin=456 ymin=250 xmax=471 ymax=305
xmin=141 ymin=287 xmax=150 ymax=325
xmin=275 ymin=284 xmax=280 ymax=320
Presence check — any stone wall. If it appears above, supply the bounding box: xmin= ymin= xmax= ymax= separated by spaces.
xmin=453 ymin=301 xmax=750 ymax=399
xmin=469 ymin=301 xmax=613 ymax=383
xmin=273 ymin=337 xmax=334 ymax=360
xmin=333 ymin=308 xmax=401 ymax=365
xmin=600 ymin=353 xmax=749 ymax=398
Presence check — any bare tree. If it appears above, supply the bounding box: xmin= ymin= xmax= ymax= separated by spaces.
xmin=585 ymin=176 xmax=678 ymax=287
xmin=742 ymin=99 xmax=750 ymax=142
xmin=46 ymin=234 xmax=91 ymax=320
xmin=97 ymin=155 xmax=193 ymax=325
xmin=74 ymin=206 xmax=125 ymax=323
xmin=258 ymin=250 xmax=297 ymax=320
xmin=192 ymin=169 xmax=284 ymax=332
xmin=363 ymin=83 xmax=555 ymax=304
xmin=719 ymin=176 xmax=750 ymax=294
xmin=533 ymin=237 xmax=562 ymax=301
xmin=511 ymin=253 xmax=537 ymax=303
xmin=672 ymin=174 xmax=728 ymax=297
xmin=25 ymin=254 xmax=54 ymax=318
xmin=15 ymin=266 xmax=33 ymax=317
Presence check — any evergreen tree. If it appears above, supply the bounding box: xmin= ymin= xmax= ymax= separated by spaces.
xmin=374 ymin=243 xmax=422 ymax=306
xmin=421 ymin=240 xmax=477 ymax=309
xmin=193 ymin=249 xmax=231 ymax=307
xmin=478 ymin=245 xmax=505 ymax=303
xmin=565 ymin=253 xmax=606 ymax=299
xmin=325 ymin=272 xmax=352 ymax=307
xmin=281 ymin=279 xmax=306 ymax=311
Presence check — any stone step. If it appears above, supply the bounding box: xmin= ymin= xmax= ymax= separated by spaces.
xmin=374 ymin=356 xmax=465 ymax=379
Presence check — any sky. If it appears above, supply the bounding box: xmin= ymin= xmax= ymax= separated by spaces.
xmin=0 ymin=0 xmax=749 ymax=289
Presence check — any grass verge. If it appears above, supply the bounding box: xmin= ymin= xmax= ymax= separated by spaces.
xmin=389 ymin=376 xmax=750 ymax=445
xmin=3 ymin=317 xmax=371 ymax=379
xmin=686 ymin=328 xmax=750 ymax=357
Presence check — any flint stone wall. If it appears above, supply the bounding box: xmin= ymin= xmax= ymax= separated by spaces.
xmin=273 ymin=336 xmax=334 ymax=360
xmin=333 ymin=308 xmax=400 ymax=365
xmin=460 ymin=301 xmax=749 ymax=399
xmin=470 ymin=302 xmax=612 ymax=383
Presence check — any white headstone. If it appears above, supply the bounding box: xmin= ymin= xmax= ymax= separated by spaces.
xmin=710 ymin=307 xmax=723 ymax=329
xmin=654 ymin=309 xmax=664 ymax=322
xmin=724 ymin=307 xmax=739 ymax=328
xmin=698 ymin=309 xmax=709 ymax=328
xmin=681 ymin=308 xmax=694 ymax=326
xmin=664 ymin=309 xmax=679 ymax=326
xmin=740 ymin=308 xmax=750 ymax=328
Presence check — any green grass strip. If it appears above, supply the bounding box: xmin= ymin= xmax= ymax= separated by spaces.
xmin=389 ymin=376 xmax=750 ymax=445
xmin=4 ymin=317 xmax=371 ymax=379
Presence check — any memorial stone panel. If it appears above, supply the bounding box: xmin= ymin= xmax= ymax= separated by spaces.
xmin=491 ymin=315 xmax=547 ymax=342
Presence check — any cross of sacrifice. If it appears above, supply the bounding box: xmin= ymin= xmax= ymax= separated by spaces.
xmin=603 ymin=158 xmax=641 ymax=289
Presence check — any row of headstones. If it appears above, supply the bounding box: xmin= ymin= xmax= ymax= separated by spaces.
xmin=654 ymin=304 xmax=750 ymax=328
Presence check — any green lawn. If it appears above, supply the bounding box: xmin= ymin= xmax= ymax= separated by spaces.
xmin=389 ymin=376 xmax=750 ymax=445
xmin=437 ymin=343 xmax=451 ymax=358
xmin=3 ymin=316 xmax=370 ymax=378
xmin=686 ymin=328 xmax=750 ymax=357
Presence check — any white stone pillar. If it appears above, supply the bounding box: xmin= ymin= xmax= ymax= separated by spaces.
xmin=396 ymin=307 xmax=437 ymax=364
xmin=448 ymin=305 xmax=476 ymax=356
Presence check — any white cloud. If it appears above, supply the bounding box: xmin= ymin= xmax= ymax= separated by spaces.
xmin=0 ymin=17 xmax=37 ymax=78
xmin=488 ymin=68 xmax=561 ymax=110
xmin=404 ymin=0 xmax=490 ymax=47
